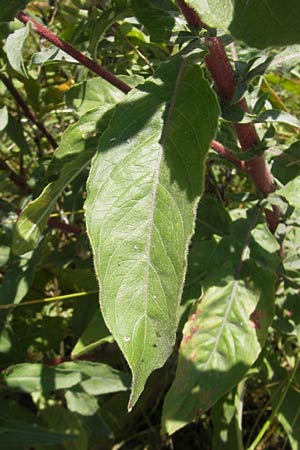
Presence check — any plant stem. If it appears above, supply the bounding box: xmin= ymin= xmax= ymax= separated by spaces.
xmin=16 ymin=11 xmax=131 ymax=95
xmin=0 ymin=158 xmax=30 ymax=191
xmin=210 ymin=140 xmax=245 ymax=172
xmin=0 ymin=73 xmax=57 ymax=149
xmin=177 ymin=0 xmax=280 ymax=232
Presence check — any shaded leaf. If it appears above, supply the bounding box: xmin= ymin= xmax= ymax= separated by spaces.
xmin=185 ymin=0 xmax=300 ymax=49
xmin=71 ymin=309 xmax=112 ymax=358
xmin=12 ymin=108 xmax=115 ymax=255
xmin=40 ymin=405 xmax=88 ymax=450
xmin=65 ymin=75 xmax=141 ymax=117
xmin=0 ymin=1 xmax=30 ymax=22
xmin=0 ymin=419 xmax=76 ymax=448
xmin=131 ymin=0 xmax=178 ymax=43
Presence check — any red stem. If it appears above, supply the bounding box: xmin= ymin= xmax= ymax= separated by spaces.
xmin=16 ymin=11 xmax=131 ymax=95
xmin=177 ymin=1 xmax=280 ymax=231
xmin=210 ymin=140 xmax=245 ymax=172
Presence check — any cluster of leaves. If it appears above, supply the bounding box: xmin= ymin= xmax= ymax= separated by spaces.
xmin=0 ymin=1 xmax=300 ymax=449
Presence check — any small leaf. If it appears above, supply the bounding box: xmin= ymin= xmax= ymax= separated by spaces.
xmin=71 ymin=310 xmax=112 ymax=358
xmin=0 ymin=106 xmax=8 ymax=131
xmin=271 ymin=142 xmax=300 ymax=185
xmin=256 ymin=110 xmax=300 ymax=128
xmin=4 ymin=22 xmax=31 ymax=76
xmin=31 ymin=45 xmax=78 ymax=65
xmin=65 ymin=75 xmax=142 ymax=116
xmin=131 ymin=0 xmax=178 ymax=43
xmin=85 ymin=53 xmax=219 ymax=409
xmin=278 ymin=175 xmax=300 ymax=208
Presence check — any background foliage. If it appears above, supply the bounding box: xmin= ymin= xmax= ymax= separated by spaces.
xmin=0 ymin=1 xmax=300 ymax=449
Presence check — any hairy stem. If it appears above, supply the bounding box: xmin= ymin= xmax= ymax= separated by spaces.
xmin=16 ymin=11 xmax=131 ymax=94
xmin=177 ymin=0 xmax=280 ymax=232
xmin=0 ymin=73 xmax=57 ymax=149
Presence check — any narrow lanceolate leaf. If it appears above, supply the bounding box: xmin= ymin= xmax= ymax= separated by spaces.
xmin=162 ymin=213 xmax=276 ymax=434
xmin=185 ymin=0 xmax=300 ymax=49
xmin=85 ymin=53 xmax=219 ymax=409
xmin=12 ymin=107 xmax=117 ymax=255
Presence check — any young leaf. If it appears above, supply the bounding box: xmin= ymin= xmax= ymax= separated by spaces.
xmin=4 ymin=22 xmax=30 ymax=76
xmin=162 ymin=212 xmax=276 ymax=434
xmin=277 ymin=175 xmax=300 ymax=208
xmin=85 ymin=53 xmax=219 ymax=409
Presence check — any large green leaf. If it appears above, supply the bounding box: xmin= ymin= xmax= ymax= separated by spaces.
xmin=85 ymin=53 xmax=219 ymax=409
xmin=12 ymin=107 xmax=116 ymax=255
xmin=185 ymin=0 xmax=300 ymax=48
xmin=0 ymin=1 xmax=30 ymax=22
xmin=162 ymin=211 xmax=276 ymax=434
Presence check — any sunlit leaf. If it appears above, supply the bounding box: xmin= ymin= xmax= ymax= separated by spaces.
xmin=85 ymin=52 xmax=219 ymax=409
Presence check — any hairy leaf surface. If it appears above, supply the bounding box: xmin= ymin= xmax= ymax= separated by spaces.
xmin=162 ymin=211 xmax=276 ymax=434
xmin=85 ymin=53 xmax=219 ymax=408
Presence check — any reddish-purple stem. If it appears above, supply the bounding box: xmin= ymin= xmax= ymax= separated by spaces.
xmin=16 ymin=11 xmax=131 ymax=95
xmin=210 ymin=140 xmax=245 ymax=172
xmin=0 ymin=73 xmax=57 ymax=149
xmin=177 ymin=1 xmax=280 ymax=232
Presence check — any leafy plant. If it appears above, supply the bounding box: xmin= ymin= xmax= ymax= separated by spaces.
xmin=0 ymin=1 xmax=300 ymax=449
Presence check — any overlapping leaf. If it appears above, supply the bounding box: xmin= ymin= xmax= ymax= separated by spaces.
xmin=12 ymin=105 xmax=118 ymax=255
xmin=162 ymin=210 xmax=276 ymax=434
xmin=184 ymin=0 xmax=300 ymax=48
xmin=85 ymin=52 xmax=219 ymax=409
xmin=0 ymin=1 xmax=30 ymax=22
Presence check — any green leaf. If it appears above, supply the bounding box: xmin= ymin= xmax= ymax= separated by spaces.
xmin=185 ymin=0 xmax=300 ymax=49
xmin=31 ymin=45 xmax=78 ymax=65
xmin=271 ymin=142 xmax=300 ymax=185
xmin=0 ymin=106 xmax=8 ymax=131
xmin=89 ymin=6 xmax=131 ymax=59
xmin=0 ymin=420 xmax=77 ymax=448
xmin=0 ymin=242 xmax=43 ymax=309
xmin=71 ymin=309 xmax=112 ymax=358
xmin=58 ymin=361 xmax=130 ymax=395
xmin=85 ymin=53 xmax=219 ymax=409
xmin=65 ymin=76 xmax=141 ymax=117
xmin=12 ymin=108 xmax=113 ymax=255
xmin=0 ymin=1 xmax=30 ymax=22
xmin=0 ymin=363 xmax=83 ymax=393
xmin=277 ymin=175 xmax=300 ymax=207
xmin=40 ymin=405 xmax=88 ymax=450
xmin=256 ymin=110 xmax=300 ymax=128
xmin=4 ymin=22 xmax=30 ymax=76
xmin=162 ymin=212 xmax=275 ymax=434
xmin=131 ymin=0 xmax=178 ymax=43
xmin=65 ymin=389 xmax=100 ymax=416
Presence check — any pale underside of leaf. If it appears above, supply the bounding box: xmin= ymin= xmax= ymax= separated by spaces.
xmin=162 ymin=234 xmax=275 ymax=434
xmin=85 ymin=54 xmax=219 ymax=409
